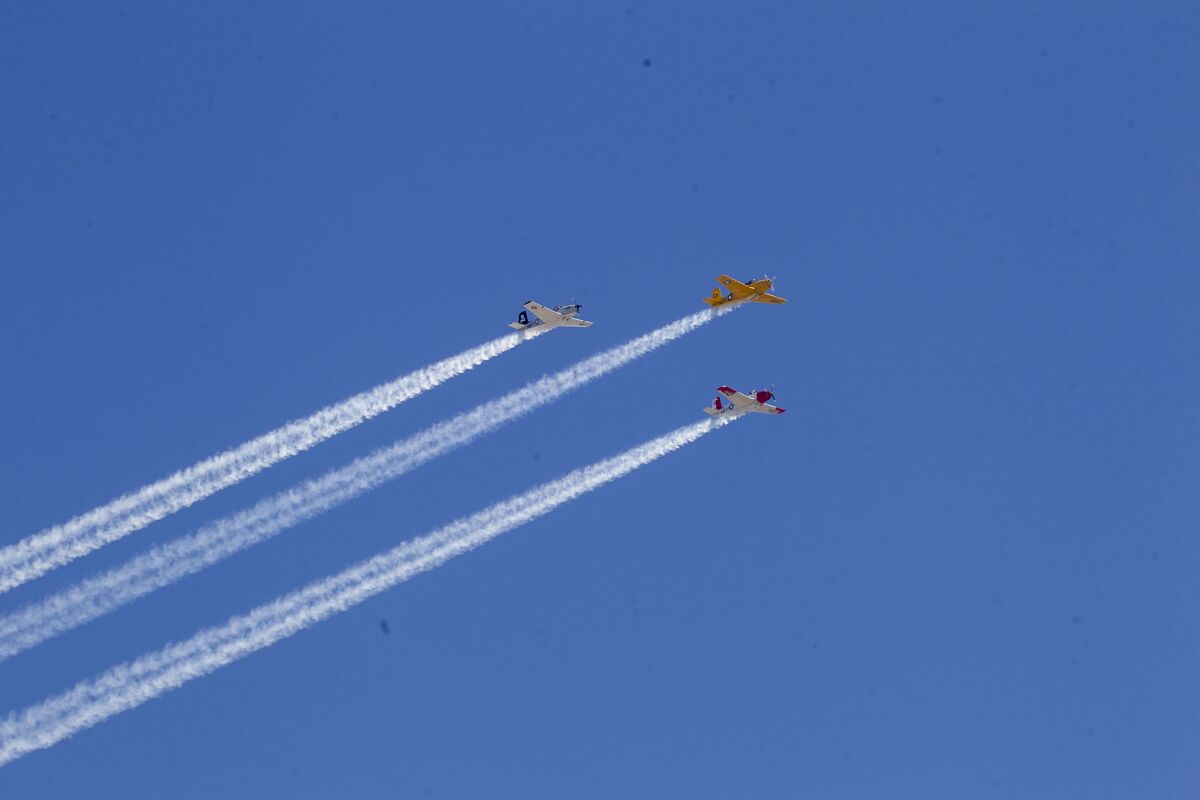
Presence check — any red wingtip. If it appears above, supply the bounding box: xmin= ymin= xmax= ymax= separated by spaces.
xmin=774 ymin=407 xmax=786 ymax=414
xmin=717 ymin=385 xmax=736 ymax=395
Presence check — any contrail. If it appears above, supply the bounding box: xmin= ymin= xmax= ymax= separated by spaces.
xmin=0 ymin=307 xmax=735 ymax=661
xmin=0 ymin=417 xmax=731 ymax=767
xmin=0 ymin=331 xmax=538 ymax=594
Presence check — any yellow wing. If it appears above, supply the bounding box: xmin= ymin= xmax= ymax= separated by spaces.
xmin=751 ymin=291 xmax=787 ymax=304
xmin=716 ymin=275 xmax=756 ymax=299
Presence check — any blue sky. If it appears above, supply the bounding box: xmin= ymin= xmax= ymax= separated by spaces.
xmin=1 ymin=2 xmax=1197 ymax=797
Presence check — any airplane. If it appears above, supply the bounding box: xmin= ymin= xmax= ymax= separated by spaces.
xmin=702 ymin=385 xmax=786 ymax=417
xmin=703 ymin=275 xmax=787 ymax=307
xmin=508 ymin=300 xmax=593 ymax=331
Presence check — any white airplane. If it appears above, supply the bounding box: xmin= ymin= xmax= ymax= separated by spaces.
xmin=702 ymin=386 xmax=786 ymax=417
xmin=508 ymin=300 xmax=593 ymax=331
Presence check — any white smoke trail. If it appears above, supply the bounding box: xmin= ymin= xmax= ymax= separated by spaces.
xmin=0 ymin=306 xmax=734 ymax=661
xmin=0 ymin=417 xmax=731 ymax=767
xmin=0 ymin=332 xmax=538 ymax=594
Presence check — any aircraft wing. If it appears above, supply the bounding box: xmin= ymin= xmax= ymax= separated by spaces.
xmin=751 ymin=291 xmax=787 ymax=305
xmin=716 ymin=386 xmax=758 ymax=410
xmin=523 ymin=300 xmax=563 ymax=325
xmin=559 ymin=316 xmax=592 ymax=327
xmin=744 ymin=400 xmax=786 ymax=414
xmin=716 ymin=275 xmax=756 ymax=299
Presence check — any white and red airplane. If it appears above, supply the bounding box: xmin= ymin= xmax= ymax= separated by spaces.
xmin=702 ymin=386 xmax=786 ymax=417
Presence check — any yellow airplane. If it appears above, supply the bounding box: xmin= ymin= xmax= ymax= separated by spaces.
xmin=702 ymin=275 xmax=787 ymax=307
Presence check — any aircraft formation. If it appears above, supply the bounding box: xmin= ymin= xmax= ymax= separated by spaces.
xmin=0 ymin=272 xmax=792 ymax=767
xmin=512 ymin=274 xmax=788 ymax=418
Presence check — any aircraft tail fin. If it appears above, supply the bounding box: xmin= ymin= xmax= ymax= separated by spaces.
xmin=508 ymin=309 xmax=533 ymax=329
xmin=703 ymin=288 xmax=724 ymax=307
xmin=702 ymin=395 xmax=725 ymax=416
